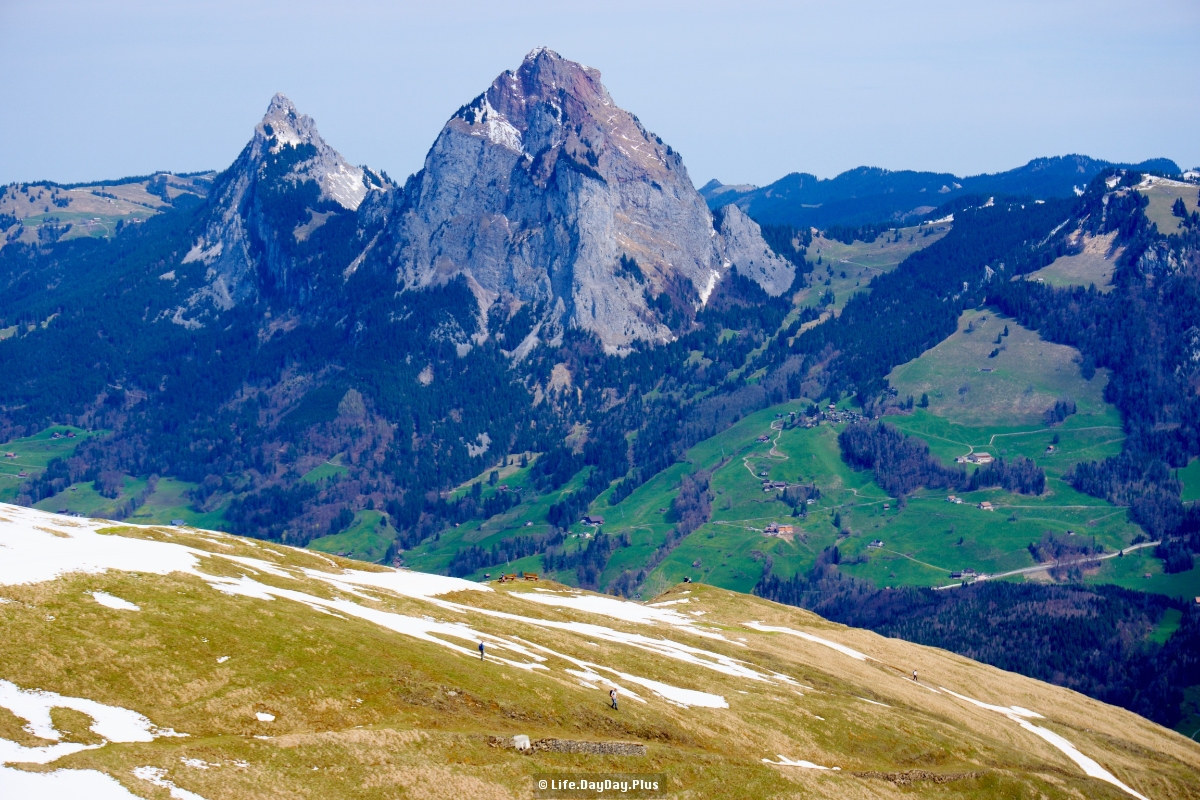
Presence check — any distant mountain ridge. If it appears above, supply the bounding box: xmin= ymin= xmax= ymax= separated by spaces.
xmin=702 ymin=155 xmax=1181 ymax=230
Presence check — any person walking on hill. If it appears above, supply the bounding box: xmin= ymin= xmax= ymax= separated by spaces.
xmin=609 ymin=688 xmax=618 ymax=710
xmin=912 ymin=670 xmax=918 ymax=682
xmin=479 ymin=641 xmax=486 ymax=661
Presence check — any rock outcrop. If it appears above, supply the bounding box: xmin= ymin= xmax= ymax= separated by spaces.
xmin=381 ymin=48 xmax=793 ymax=352
xmin=715 ymin=204 xmax=796 ymax=297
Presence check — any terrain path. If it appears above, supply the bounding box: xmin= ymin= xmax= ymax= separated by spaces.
xmin=933 ymin=540 xmax=1160 ymax=590
xmin=741 ymin=419 xmax=789 ymax=480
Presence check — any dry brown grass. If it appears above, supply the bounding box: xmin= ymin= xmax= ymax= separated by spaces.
xmin=0 ymin=520 xmax=1197 ymax=798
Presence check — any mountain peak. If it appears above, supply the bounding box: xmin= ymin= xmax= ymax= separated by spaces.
xmin=243 ymin=94 xmax=368 ymax=211
xmin=523 ymin=45 xmax=559 ymax=63
xmin=389 ymin=49 xmax=794 ymax=351
xmin=255 ymin=92 xmax=320 ymax=154
xmin=175 ymin=93 xmax=378 ymax=321
xmin=265 ymin=91 xmax=296 ymax=115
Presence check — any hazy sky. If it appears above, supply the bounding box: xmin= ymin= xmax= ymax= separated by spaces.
xmin=2 ymin=1 xmax=1197 ymax=187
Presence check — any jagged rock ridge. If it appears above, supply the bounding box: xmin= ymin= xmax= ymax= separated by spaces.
xmin=380 ymin=48 xmax=794 ymax=352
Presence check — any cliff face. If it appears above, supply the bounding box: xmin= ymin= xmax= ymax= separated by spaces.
xmin=382 ymin=48 xmax=793 ymax=352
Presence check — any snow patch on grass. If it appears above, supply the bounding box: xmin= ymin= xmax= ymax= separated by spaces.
xmin=743 ymin=622 xmax=871 ymax=661
xmin=763 ymin=755 xmax=840 ymax=770
xmin=940 ymin=688 xmax=1148 ymax=800
xmin=0 ymin=679 xmax=185 ymax=766
xmin=133 ymin=766 xmax=208 ymax=800
xmin=90 ymin=592 xmax=139 ymax=611
xmin=0 ymin=765 xmax=142 ymax=798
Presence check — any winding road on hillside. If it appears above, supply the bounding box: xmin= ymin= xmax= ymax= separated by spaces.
xmin=933 ymin=539 xmax=1160 ymax=590
xmin=742 ymin=419 xmax=789 ymax=481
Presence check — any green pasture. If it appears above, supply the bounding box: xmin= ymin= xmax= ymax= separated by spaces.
xmin=1138 ymin=181 xmax=1196 ymax=236
xmin=122 ymin=477 xmax=230 ymax=530
xmin=1082 ymin=547 xmax=1200 ymax=601
xmin=888 ymin=309 xmax=1112 ymax=427
xmin=306 ymin=510 xmax=394 ymax=562
xmin=32 ymin=475 xmax=148 ymax=518
xmin=409 ymin=387 xmax=1140 ymax=596
xmin=1179 ymin=457 xmax=1200 ymax=504
xmin=0 ymin=425 xmax=103 ymax=503
xmin=300 ymin=454 xmax=350 ymax=484
xmin=447 ymin=451 xmax=540 ymax=500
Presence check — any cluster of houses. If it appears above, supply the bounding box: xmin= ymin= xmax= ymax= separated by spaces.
xmin=763 ymin=522 xmax=795 ymax=538
xmin=949 ymin=568 xmax=979 ymax=580
xmin=794 ymin=406 xmax=867 ymax=429
xmin=761 ymin=479 xmax=789 ymax=492
xmin=867 ymin=539 xmax=884 ymax=549
xmin=49 ymin=431 xmax=76 ymax=440
xmin=954 ymin=452 xmax=994 ymax=465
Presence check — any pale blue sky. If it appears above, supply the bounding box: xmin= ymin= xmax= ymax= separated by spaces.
xmin=2 ymin=0 xmax=1196 ymax=187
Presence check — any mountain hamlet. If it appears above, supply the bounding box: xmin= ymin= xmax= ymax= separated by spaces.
xmin=1 ymin=47 xmax=1200 ymax=797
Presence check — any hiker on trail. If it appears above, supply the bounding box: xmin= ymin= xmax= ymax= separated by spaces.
xmin=912 ymin=670 xmax=918 ymax=682
xmin=610 ymin=688 xmax=618 ymax=710
xmin=479 ymin=642 xmax=485 ymax=661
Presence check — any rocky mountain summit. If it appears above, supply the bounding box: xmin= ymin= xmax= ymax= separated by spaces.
xmin=379 ymin=47 xmax=793 ymax=352
xmin=167 ymin=53 xmax=792 ymax=351
xmin=177 ymin=93 xmax=387 ymax=324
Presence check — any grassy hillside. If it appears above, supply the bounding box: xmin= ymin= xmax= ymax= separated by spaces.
xmin=1024 ymin=230 xmax=1119 ymax=291
xmin=0 ymin=175 xmax=211 ymax=249
xmin=291 ymin=301 xmax=1190 ymax=601
xmin=306 ymin=509 xmax=393 ymax=562
xmin=0 ymin=425 xmax=103 ymax=503
xmin=1 ymin=504 xmax=1196 ymax=799
xmin=797 ymin=223 xmax=950 ymax=313
xmin=403 ymin=303 xmax=1150 ymax=597
xmin=887 ymin=309 xmax=1111 ymax=427
xmin=1137 ymin=178 xmax=1197 ymax=235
